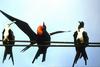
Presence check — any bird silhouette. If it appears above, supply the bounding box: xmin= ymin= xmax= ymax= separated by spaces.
xmin=72 ymin=21 xmax=89 ymax=67
xmin=2 ymin=23 xmax=15 ymax=65
xmin=32 ymin=23 xmax=50 ymax=63
xmin=0 ymin=10 xmax=66 ymax=63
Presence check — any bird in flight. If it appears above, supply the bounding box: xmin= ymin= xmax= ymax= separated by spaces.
xmin=2 ymin=23 xmax=15 ymax=65
xmin=0 ymin=10 xmax=67 ymax=63
xmin=72 ymin=21 xmax=89 ymax=67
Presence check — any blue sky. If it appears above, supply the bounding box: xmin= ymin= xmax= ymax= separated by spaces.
xmin=0 ymin=0 xmax=100 ymax=67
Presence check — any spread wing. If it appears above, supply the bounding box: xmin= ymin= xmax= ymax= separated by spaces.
xmin=50 ymin=30 xmax=70 ymax=36
xmin=0 ymin=10 xmax=37 ymax=42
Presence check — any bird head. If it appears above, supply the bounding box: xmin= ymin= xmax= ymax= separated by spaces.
xmin=5 ymin=23 xmax=13 ymax=29
xmin=8 ymin=23 xmax=13 ymax=27
xmin=43 ymin=22 xmax=46 ymax=30
xmin=78 ymin=21 xmax=84 ymax=30
xmin=37 ymin=22 xmax=47 ymax=35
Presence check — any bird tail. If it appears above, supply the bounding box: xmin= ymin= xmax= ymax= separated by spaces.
xmin=32 ymin=49 xmax=40 ymax=63
xmin=21 ymin=43 xmax=33 ymax=52
xmin=50 ymin=30 xmax=70 ymax=36
xmin=9 ymin=51 xmax=14 ymax=65
xmin=2 ymin=47 xmax=7 ymax=63
xmin=72 ymin=52 xmax=80 ymax=67
xmin=79 ymin=53 xmax=82 ymax=59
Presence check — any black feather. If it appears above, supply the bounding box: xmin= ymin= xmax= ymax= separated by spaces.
xmin=0 ymin=10 xmax=37 ymax=44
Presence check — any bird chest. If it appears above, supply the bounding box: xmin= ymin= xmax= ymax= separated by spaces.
xmin=76 ymin=30 xmax=84 ymax=44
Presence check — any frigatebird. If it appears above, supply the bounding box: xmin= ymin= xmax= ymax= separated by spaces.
xmin=2 ymin=23 xmax=15 ymax=65
xmin=32 ymin=23 xmax=50 ymax=63
xmin=0 ymin=10 xmax=68 ymax=63
xmin=72 ymin=21 xmax=89 ymax=67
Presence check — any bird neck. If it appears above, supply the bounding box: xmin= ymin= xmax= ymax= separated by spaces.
xmin=78 ymin=27 xmax=84 ymax=32
xmin=4 ymin=28 xmax=10 ymax=41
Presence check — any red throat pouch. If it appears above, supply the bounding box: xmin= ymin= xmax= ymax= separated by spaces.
xmin=37 ymin=25 xmax=43 ymax=35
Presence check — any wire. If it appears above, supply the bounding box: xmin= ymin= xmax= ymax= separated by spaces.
xmin=0 ymin=40 xmax=100 ymax=47
xmin=0 ymin=40 xmax=100 ymax=44
xmin=0 ymin=44 xmax=100 ymax=47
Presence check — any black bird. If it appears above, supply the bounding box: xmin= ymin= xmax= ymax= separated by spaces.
xmin=72 ymin=21 xmax=89 ymax=67
xmin=0 ymin=10 xmax=66 ymax=63
xmin=2 ymin=23 xmax=15 ymax=65
xmin=32 ymin=23 xmax=50 ymax=63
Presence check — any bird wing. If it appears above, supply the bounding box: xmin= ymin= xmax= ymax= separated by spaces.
xmin=0 ymin=10 xmax=37 ymax=42
xmin=50 ymin=31 xmax=69 ymax=36
xmin=73 ymin=31 xmax=78 ymax=45
xmin=83 ymin=31 xmax=89 ymax=46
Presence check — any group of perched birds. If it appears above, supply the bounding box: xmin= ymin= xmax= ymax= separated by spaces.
xmin=0 ymin=10 xmax=89 ymax=67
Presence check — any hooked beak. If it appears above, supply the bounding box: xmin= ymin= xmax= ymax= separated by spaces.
xmin=8 ymin=23 xmax=13 ymax=27
xmin=43 ymin=22 xmax=46 ymax=29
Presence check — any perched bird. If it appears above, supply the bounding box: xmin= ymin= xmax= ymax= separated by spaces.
xmin=72 ymin=21 xmax=89 ymax=67
xmin=32 ymin=23 xmax=50 ymax=63
xmin=0 ymin=10 xmax=66 ymax=63
xmin=2 ymin=23 xmax=15 ymax=65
